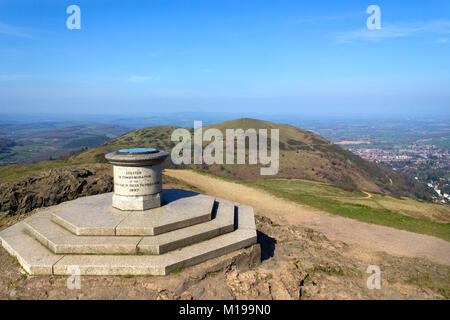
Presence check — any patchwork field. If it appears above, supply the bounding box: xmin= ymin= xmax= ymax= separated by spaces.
xmin=0 ymin=123 xmax=129 ymax=166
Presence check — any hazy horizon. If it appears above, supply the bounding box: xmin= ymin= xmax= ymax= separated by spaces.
xmin=1 ymin=111 xmax=449 ymax=128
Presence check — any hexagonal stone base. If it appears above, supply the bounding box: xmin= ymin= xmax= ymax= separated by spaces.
xmin=0 ymin=220 xmax=256 ymax=276
xmin=24 ymin=201 xmax=235 ymax=255
xmin=0 ymin=190 xmax=258 ymax=276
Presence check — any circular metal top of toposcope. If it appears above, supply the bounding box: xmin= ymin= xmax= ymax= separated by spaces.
xmin=105 ymin=148 xmax=169 ymax=166
xmin=117 ymin=148 xmax=158 ymax=154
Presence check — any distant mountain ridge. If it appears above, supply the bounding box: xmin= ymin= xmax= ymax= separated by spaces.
xmin=69 ymin=118 xmax=432 ymax=200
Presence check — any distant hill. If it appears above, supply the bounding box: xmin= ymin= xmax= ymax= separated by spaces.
xmin=0 ymin=123 xmax=130 ymax=166
xmin=69 ymin=118 xmax=432 ymax=200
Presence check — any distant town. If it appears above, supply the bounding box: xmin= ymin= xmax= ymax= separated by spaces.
xmin=298 ymin=118 xmax=450 ymax=205
xmin=347 ymin=143 xmax=448 ymax=169
xmin=345 ymin=143 xmax=449 ymax=204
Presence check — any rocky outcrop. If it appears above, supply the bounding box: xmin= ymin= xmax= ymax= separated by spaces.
xmin=0 ymin=164 xmax=112 ymax=216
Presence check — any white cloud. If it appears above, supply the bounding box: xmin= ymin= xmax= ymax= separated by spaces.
xmin=436 ymin=37 xmax=448 ymax=43
xmin=335 ymin=20 xmax=450 ymax=43
xmin=125 ymin=76 xmax=151 ymax=82
xmin=0 ymin=74 xmax=29 ymax=81
xmin=0 ymin=22 xmax=31 ymax=38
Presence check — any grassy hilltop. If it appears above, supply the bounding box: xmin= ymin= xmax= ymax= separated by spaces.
xmin=68 ymin=118 xmax=431 ymax=200
xmin=1 ymin=118 xmax=433 ymax=201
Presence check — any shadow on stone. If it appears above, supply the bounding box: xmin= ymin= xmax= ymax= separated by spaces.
xmin=257 ymin=231 xmax=276 ymax=261
xmin=162 ymin=189 xmax=199 ymax=205
xmin=211 ymin=201 xmax=219 ymax=219
xmin=234 ymin=206 xmax=239 ymax=230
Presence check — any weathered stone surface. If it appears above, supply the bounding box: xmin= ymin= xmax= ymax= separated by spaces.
xmin=112 ymin=192 xmax=161 ymax=211
xmin=24 ymin=201 xmax=235 ymax=255
xmin=25 ymin=212 xmax=141 ymax=255
xmin=50 ymin=193 xmax=130 ymax=236
xmin=138 ymin=201 xmax=235 ymax=254
xmin=54 ymin=254 xmax=173 ymax=276
xmin=115 ymin=192 xmax=215 ymax=236
xmin=53 ymin=229 xmax=257 ymax=276
xmin=0 ymin=219 xmax=63 ymax=275
xmin=237 ymin=205 xmax=257 ymax=230
xmin=51 ymin=190 xmax=215 ymax=236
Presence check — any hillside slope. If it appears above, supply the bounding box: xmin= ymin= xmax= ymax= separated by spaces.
xmin=68 ymin=118 xmax=430 ymax=200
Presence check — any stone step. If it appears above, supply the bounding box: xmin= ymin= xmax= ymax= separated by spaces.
xmin=50 ymin=190 xmax=215 ymax=236
xmin=138 ymin=201 xmax=235 ymax=254
xmin=54 ymin=229 xmax=257 ymax=276
xmin=0 ymin=201 xmax=257 ymax=275
xmin=25 ymin=213 xmax=141 ymax=255
xmin=0 ymin=221 xmax=63 ymax=275
xmin=23 ymin=201 xmax=235 ymax=255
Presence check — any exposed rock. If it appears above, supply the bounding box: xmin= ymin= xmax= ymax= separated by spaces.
xmin=0 ymin=164 xmax=113 ymax=217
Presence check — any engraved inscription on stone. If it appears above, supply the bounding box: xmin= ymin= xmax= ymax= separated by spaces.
xmin=113 ymin=164 xmax=162 ymax=196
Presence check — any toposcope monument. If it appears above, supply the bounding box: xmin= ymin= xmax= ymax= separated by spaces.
xmin=0 ymin=148 xmax=258 ymax=276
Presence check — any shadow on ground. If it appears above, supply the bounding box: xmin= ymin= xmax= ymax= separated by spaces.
xmin=257 ymin=230 xmax=276 ymax=261
xmin=162 ymin=189 xmax=199 ymax=204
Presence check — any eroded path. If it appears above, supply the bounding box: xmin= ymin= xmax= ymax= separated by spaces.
xmin=164 ymin=169 xmax=450 ymax=266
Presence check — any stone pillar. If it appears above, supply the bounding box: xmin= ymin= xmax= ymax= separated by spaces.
xmin=105 ymin=148 xmax=169 ymax=211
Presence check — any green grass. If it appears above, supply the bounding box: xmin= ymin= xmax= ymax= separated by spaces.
xmin=6 ymin=273 xmax=28 ymax=288
xmin=248 ymin=179 xmax=450 ymax=242
xmin=0 ymin=144 xmax=56 ymax=166
xmin=310 ymin=265 xmax=344 ymax=276
xmin=195 ymin=170 xmax=450 ymax=242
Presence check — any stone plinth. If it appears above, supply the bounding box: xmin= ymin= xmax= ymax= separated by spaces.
xmin=0 ymin=149 xmax=259 ymax=276
xmin=0 ymin=190 xmax=258 ymax=276
xmin=105 ymin=148 xmax=169 ymax=211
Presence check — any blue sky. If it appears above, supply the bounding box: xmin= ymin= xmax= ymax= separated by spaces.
xmin=0 ymin=0 xmax=449 ymax=116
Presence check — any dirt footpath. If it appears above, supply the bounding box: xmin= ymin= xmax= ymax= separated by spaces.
xmin=164 ymin=170 xmax=450 ymax=266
